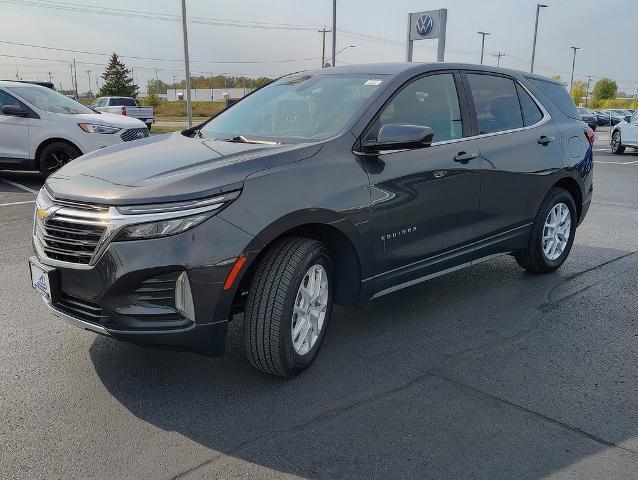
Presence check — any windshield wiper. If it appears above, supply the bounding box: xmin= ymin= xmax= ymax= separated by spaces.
xmin=223 ymin=135 xmax=280 ymax=145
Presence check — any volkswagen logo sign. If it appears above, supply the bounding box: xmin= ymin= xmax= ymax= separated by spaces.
xmin=416 ymin=14 xmax=434 ymax=37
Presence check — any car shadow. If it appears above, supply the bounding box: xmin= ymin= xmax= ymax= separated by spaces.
xmin=89 ymin=245 xmax=638 ymax=478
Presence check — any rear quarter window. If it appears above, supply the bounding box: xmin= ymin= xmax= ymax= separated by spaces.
xmin=527 ymin=78 xmax=580 ymax=120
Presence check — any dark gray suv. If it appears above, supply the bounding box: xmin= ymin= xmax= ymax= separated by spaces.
xmin=29 ymin=63 xmax=593 ymax=376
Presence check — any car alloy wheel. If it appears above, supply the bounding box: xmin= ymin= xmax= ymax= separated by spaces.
xmin=291 ymin=264 xmax=329 ymax=356
xmin=46 ymin=150 xmax=74 ymax=172
xmin=542 ymin=202 xmax=571 ymax=261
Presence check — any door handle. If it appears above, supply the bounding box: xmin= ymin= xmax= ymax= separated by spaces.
xmin=537 ymin=135 xmax=555 ymax=145
xmin=453 ymin=151 xmax=478 ymax=164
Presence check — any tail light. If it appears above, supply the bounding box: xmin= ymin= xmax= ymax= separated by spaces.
xmin=585 ymin=126 xmax=595 ymax=145
xmin=121 ymin=106 xmax=127 ymax=116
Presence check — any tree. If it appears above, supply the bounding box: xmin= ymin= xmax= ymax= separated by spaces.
xmin=140 ymin=80 xmax=161 ymax=107
xmin=551 ymin=74 xmax=563 ymax=83
xmin=570 ymin=81 xmax=587 ymax=106
xmin=591 ymin=78 xmax=617 ymax=106
xmin=97 ymin=53 xmax=139 ymax=99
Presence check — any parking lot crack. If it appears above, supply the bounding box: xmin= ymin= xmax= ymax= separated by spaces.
xmin=425 ymin=371 xmax=638 ymax=457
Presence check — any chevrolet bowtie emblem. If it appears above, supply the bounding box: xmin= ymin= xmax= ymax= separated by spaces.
xmin=36 ymin=207 xmax=50 ymax=219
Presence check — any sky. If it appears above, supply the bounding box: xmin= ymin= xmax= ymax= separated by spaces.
xmin=1 ymin=0 xmax=636 ymax=95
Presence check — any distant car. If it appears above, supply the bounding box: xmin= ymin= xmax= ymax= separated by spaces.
xmin=91 ymin=96 xmax=155 ymax=130
xmin=602 ymin=109 xmax=625 ymax=125
xmin=577 ymin=107 xmax=597 ymax=130
xmin=611 ymin=111 xmax=638 ymax=154
xmin=0 ymin=80 xmax=149 ymax=176
xmin=592 ymin=110 xmax=611 ymax=126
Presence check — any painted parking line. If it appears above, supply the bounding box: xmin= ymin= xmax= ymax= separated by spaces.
xmin=594 ymin=159 xmax=638 ymax=165
xmin=0 ymin=200 xmax=36 ymax=207
xmin=1 ymin=179 xmax=39 ymax=194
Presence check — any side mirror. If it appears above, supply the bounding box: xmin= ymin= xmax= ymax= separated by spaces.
xmin=2 ymin=105 xmax=27 ymax=117
xmin=362 ymin=124 xmax=434 ymax=153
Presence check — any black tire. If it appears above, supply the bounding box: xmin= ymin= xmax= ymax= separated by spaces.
xmin=611 ymin=130 xmax=625 ymax=155
xmin=38 ymin=142 xmax=81 ymax=177
xmin=515 ymin=188 xmax=577 ymax=274
xmin=243 ymin=237 xmax=333 ymax=377
xmin=146 ymin=123 xmax=152 ymax=131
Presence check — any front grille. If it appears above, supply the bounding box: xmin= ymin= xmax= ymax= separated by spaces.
xmin=121 ymin=128 xmax=150 ymax=142
xmin=36 ymin=215 xmax=106 ymax=265
xmin=56 ymin=295 xmax=109 ymax=325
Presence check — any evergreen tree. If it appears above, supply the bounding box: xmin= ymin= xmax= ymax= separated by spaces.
xmin=97 ymin=53 xmax=139 ymax=99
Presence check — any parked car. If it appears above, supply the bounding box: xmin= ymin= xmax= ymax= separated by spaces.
xmin=0 ymin=80 xmax=149 ymax=176
xmin=91 ymin=96 xmax=155 ymax=130
xmin=577 ymin=107 xmax=597 ymax=130
xmin=601 ymin=109 xmax=624 ymax=125
xmin=29 ymin=64 xmax=593 ymax=377
xmin=592 ymin=110 xmax=612 ymax=126
xmin=610 ymin=110 xmax=638 ymax=154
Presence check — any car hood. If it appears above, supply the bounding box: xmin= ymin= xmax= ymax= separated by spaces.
xmin=46 ymin=132 xmax=322 ymax=205
xmin=49 ymin=111 xmax=145 ymax=129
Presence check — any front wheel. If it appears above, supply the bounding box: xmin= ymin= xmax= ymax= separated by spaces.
xmin=515 ymin=188 xmax=577 ymax=274
xmin=38 ymin=142 xmax=80 ymax=177
xmin=611 ymin=131 xmax=625 ymax=155
xmin=243 ymin=237 xmax=333 ymax=377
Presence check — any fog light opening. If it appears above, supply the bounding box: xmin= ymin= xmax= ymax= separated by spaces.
xmin=175 ymin=272 xmax=195 ymax=321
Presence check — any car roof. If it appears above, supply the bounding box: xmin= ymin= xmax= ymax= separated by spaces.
xmin=299 ymin=62 xmax=560 ymax=84
xmin=0 ymin=80 xmax=49 ymax=88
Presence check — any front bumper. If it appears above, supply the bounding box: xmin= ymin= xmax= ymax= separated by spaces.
xmin=33 ymin=215 xmax=256 ymax=356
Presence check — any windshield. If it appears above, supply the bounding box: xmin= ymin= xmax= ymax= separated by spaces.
xmin=199 ymin=73 xmax=386 ymax=143
xmin=5 ymin=85 xmax=93 ymax=114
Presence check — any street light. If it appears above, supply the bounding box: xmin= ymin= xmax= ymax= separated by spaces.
xmin=335 ymin=45 xmax=355 ymax=57
xmin=477 ymin=31 xmax=490 ymax=65
xmin=569 ymin=46 xmax=580 ymax=95
xmin=530 ymin=3 xmax=548 ymax=73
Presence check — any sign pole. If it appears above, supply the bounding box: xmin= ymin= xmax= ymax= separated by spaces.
xmin=437 ymin=9 xmax=447 ymax=62
xmin=406 ymin=13 xmax=413 ymax=62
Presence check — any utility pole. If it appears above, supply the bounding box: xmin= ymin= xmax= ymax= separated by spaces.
xmin=85 ymin=70 xmax=92 ymax=97
xmin=73 ymin=59 xmax=78 ymax=98
xmin=318 ymin=26 xmax=332 ymax=68
xmin=585 ymin=75 xmax=592 ymax=107
xmin=331 ymin=0 xmax=336 ymax=68
xmin=493 ymin=52 xmax=505 ymax=67
xmin=181 ymin=0 xmax=193 ymax=127
xmin=69 ymin=63 xmax=75 ymax=93
xmin=477 ymin=31 xmax=490 ymax=65
xmin=530 ymin=4 xmax=548 ymax=73
xmin=48 ymin=71 xmax=53 ymax=83
xmin=569 ymin=46 xmax=580 ymax=95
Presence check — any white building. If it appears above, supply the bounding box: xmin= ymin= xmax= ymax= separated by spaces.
xmin=165 ymin=88 xmax=253 ymax=102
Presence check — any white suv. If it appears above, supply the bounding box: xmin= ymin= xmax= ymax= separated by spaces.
xmin=611 ymin=111 xmax=638 ymax=155
xmin=0 ymin=81 xmax=149 ymax=176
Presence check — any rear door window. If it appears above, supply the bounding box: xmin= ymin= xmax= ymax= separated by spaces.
xmin=467 ymin=74 xmax=523 ymax=134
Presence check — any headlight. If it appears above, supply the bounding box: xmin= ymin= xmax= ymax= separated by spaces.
xmin=116 ymin=213 xmax=212 ymax=240
xmin=113 ymin=191 xmax=240 ymax=241
xmin=78 ymin=123 xmax=121 ymax=134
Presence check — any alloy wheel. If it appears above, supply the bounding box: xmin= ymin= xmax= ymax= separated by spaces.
xmin=291 ymin=264 xmax=329 ymax=356
xmin=47 ymin=150 xmax=74 ymax=172
xmin=542 ymin=202 xmax=571 ymax=261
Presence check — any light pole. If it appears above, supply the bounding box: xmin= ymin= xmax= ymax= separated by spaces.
xmin=530 ymin=3 xmax=548 ymax=73
xmin=181 ymin=0 xmax=193 ymax=128
xmin=334 ymin=45 xmax=355 ymax=63
xmin=331 ymin=0 xmax=336 ymax=68
xmin=493 ymin=52 xmax=505 ymax=67
xmin=569 ymin=46 xmax=580 ymax=95
xmin=477 ymin=31 xmax=490 ymax=65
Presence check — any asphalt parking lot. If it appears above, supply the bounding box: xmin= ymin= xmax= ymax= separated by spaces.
xmin=1 ymin=128 xmax=637 ymax=479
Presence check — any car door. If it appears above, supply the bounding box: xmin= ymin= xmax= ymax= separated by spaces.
xmin=363 ymin=71 xmax=482 ymax=291
xmin=626 ymin=112 xmax=638 ymax=144
xmin=462 ymin=72 xmax=563 ymax=253
xmin=0 ymin=88 xmax=30 ymax=161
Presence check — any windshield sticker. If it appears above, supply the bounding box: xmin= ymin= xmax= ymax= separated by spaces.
xmin=364 ymin=79 xmax=382 ymax=86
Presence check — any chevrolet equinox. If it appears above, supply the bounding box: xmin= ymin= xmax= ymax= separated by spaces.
xmin=29 ymin=63 xmax=593 ymax=376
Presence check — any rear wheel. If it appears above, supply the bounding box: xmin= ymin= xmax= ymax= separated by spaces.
xmin=38 ymin=142 xmax=81 ymax=177
xmin=515 ymin=188 xmax=577 ymax=274
xmin=243 ymin=237 xmax=333 ymax=377
xmin=611 ymin=131 xmax=625 ymax=155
